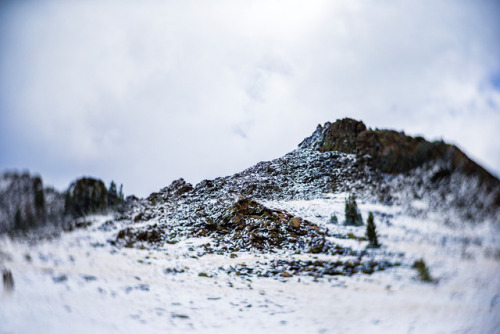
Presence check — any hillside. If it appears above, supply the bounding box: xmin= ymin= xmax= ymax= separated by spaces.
xmin=0 ymin=119 xmax=499 ymax=333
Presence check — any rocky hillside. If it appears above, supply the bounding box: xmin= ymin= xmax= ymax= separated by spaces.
xmin=100 ymin=118 xmax=499 ymax=274
xmin=3 ymin=118 xmax=498 ymax=235
xmin=0 ymin=173 xmax=125 ymax=234
xmin=0 ymin=171 xmax=65 ymax=233
xmin=299 ymin=118 xmax=500 ymax=221
xmin=1 ymin=119 xmax=499 ymax=333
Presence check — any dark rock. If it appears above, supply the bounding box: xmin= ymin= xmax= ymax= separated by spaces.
xmin=65 ymin=177 xmax=108 ymax=218
xmin=98 ymin=220 xmax=116 ymax=231
xmin=299 ymin=119 xmax=500 ymax=182
xmin=115 ymin=224 xmax=163 ymax=247
xmin=157 ymin=178 xmax=193 ymax=199
xmin=53 ymin=274 xmax=68 ymax=283
xmin=3 ymin=269 xmax=14 ymax=292
xmin=197 ymin=197 xmax=329 ymax=253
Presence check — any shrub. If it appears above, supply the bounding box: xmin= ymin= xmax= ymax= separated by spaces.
xmin=365 ymin=212 xmax=380 ymax=248
xmin=329 ymin=214 xmax=338 ymax=224
xmin=344 ymin=194 xmax=363 ymax=226
xmin=412 ymin=258 xmax=433 ymax=282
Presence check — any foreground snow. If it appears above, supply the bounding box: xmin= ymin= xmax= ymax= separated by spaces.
xmin=1 ymin=197 xmax=499 ymax=333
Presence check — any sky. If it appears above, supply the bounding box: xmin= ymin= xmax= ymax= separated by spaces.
xmin=1 ymin=0 xmax=500 ymax=197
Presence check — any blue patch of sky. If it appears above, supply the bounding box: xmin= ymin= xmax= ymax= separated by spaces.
xmin=491 ymin=72 xmax=500 ymax=91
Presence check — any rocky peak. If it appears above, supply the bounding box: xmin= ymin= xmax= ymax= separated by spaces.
xmin=299 ymin=119 xmax=499 ymax=182
xmin=299 ymin=118 xmax=367 ymax=154
xmin=299 ymin=118 xmax=500 ymax=213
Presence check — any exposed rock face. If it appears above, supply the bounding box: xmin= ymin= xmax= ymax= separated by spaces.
xmin=299 ymin=118 xmax=500 ymax=214
xmin=147 ymin=178 xmax=194 ymax=204
xmin=299 ymin=118 xmax=367 ymax=154
xmin=197 ymin=197 xmax=327 ymax=252
xmin=300 ymin=118 xmax=497 ymax=178
xmin=65 ymin=177 xmax=109 ymax=218
xmin=116 ymin=195 xmax=330 ymax=254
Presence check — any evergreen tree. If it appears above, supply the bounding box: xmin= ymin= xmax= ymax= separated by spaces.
xmin=108 ymin=181 xmax=117 ymax=208
xmin=118 ymin=184 xmax=124 ymax=203
xmin=365 ymin=211 xmax=380 ymax=248
xmin=344 ymin=194 xmax=363 ymax=226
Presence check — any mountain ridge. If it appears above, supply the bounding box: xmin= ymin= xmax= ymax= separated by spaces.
xmin=1 ymin=118 xmax=499 ymax=235
xmin=1 ymin=119 xmax=500 ymax=332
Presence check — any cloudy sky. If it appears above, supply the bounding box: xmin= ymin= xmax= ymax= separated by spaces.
xmin=1 ymin=0 xmax=499 ymax=197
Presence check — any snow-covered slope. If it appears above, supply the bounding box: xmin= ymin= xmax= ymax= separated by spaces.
xmin=1 ymin=197 xmax=499 ymax=333
xmin=1 ymin=119 xmax=499 ymax=333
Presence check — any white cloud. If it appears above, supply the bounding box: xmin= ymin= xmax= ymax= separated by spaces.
xmin=1 ymin=0 xmax=499 ymax=196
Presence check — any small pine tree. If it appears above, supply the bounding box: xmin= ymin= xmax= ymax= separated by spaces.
xmin=412 ymin=258 xmax=433 ymax=282
xmin=344 ymin=194 xmax=363 ymax=226
xmin=365 ymin=212 xmax=379 ymax=248
xmin=118 ymin=184 xmax=124 ymax=203
xmin=108 ymin=181 xmax=117 ymax=208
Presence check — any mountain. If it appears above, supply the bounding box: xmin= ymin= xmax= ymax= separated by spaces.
xmin=0 ymin=118 xmax=499 ymax=333
xmin=115 ymin=118 xmax=499 ymax=251
xmin=299 ymin=119 xmax=500 ymax=217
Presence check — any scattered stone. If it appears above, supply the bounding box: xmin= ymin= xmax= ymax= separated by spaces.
xmin=98 ymin=220 xmax=116 ymax=231
xmin=172 ymin=314 xmax=189 ymax=319
xmin=289 ymin=217 xmax=301 ymax=228
xmin=164 ymin=268 xmax=185 ymax=275
xmin=115 ymin=224 xmax=163 ymax=247
xmin=53 ymin=274 xmax=68 ymax=283
xmin=82 ymin=275 xmax=97 ymax=282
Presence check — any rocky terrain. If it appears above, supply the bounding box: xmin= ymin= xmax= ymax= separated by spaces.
xmin=0 ymin=171 xmax=65 ymax=233
xmin=0 ymin=118 xmax=499 ymax=333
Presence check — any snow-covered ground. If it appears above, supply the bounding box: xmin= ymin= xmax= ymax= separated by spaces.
xmin=1 ymin=196 xmax=499 ymax=333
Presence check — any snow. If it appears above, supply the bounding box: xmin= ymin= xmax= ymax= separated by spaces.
xmin=1 ymin=196 xmax=499 ymax=333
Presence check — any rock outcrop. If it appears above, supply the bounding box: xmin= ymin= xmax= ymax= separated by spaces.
xmin=64 ymin=177 xmax=109 ymax=218
xmin=299 ymin=118 xmax=500 ymax=215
